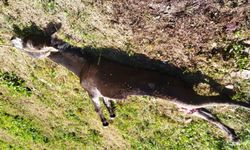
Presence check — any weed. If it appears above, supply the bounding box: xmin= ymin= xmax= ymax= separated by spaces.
xmin=0 ymin=37 xmax=4 ymax=45
xmin=232 ymin=91 xmax=248 ymax=102
xmin=42 ymin=0 xmax=56 ymax=13
xmin=64 ymin=109 xmax=80 ymax=121
xmin=224 ymin=42 xmax=249 ymax=69
xmin=82 ymin=33 xmax=99 ymax=42
xmin=0 ymin=71 xmax=31 ymax=96
xmin=0 ymin=140 xmax=23 ymax=150
xmin=53 ymin=128 xmax=101 ymax=146
xmin=0 ymin=112 xmax=49 ymax=143
xmin=87 ymin=129 xmax=101 ymax=143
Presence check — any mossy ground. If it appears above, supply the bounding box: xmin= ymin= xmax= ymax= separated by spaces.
xmin=0 ymin=0 xmax=250 ymax=149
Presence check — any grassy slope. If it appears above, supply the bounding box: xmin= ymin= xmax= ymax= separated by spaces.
xmin=0 ymin=0 xmax=250 ymax=149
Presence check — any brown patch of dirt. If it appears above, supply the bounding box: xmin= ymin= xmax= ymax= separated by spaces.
xmin=110 ymin=0 xmax=250 ymax=67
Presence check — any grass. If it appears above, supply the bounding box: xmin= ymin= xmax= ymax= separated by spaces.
xmin=0 ymin=71 xmax=32 ymax=96
xmin=229 ymin=43 xmax=249 ymax=70
xmin=0 ymin=0 xmax=250 ymax=149
xmin=42 ymin=0 xmax=56 ymax=13
xmin=0 ymin=64 xmax=250 ymax=149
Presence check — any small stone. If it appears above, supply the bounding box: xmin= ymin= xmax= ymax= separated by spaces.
xmin=225 ymin=85 xmax=234 ymax=89
xmin=244 ymin=48 xmax=249 ymax=54
xmin=241 ymin=70 xmax=250 ymax=79
xmin=231 ymin=70 xmax=250 ymax=79
xmin=243 ymin=40 xmax=250 ymax=45
xmin=154 ymin=16 xmax=161 ymax=20
xmin=211 ymin=42 xmax=217 ymax=48
xmin=185 ymin=118 xmax=192 ymax=124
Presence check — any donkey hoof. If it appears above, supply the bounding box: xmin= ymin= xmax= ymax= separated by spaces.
xmin=102 ymin=121 xmax=109 ymax=127
xmin=110 ymin=114 xmax=116 ymax=120
xmin=231 ymin=136 xmax=239 ymax=143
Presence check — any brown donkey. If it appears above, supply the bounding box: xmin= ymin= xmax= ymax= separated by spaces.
xmin=11 ymin=23 xmax=250 ymax=142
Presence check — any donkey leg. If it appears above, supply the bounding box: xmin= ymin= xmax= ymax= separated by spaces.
xmin=90 ymin=95 xmax=109 ymax=126
xmin=193 ymin=108 xmax=238 ymax=142
xmin=103 ymin=97 xmax=116 ymax=119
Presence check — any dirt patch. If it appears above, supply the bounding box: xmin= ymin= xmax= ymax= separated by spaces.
xmin=110 ymin=0 xmax=250 ymax=67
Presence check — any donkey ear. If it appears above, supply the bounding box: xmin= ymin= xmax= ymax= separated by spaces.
xmin=44 ymin=22 xmax=62 ymax=36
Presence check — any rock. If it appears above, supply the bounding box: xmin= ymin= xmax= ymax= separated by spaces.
xmin=241 ymin=70 xmax=250 ymax=79
xmin=225 ymin=85 xmax=234 ymax=89
xmin=244 ymin=48 xmax=249 ymax=54
xmin=243 ymin=39 xmax=250 ymax=45
xmin=231 ymin=70 xmax=250 ymax=79
xmin=211 ymin=42 xmax=217 ymax=48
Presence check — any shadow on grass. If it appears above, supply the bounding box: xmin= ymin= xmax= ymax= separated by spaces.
xmin=12 ymin=22 xmax=236 ymax=98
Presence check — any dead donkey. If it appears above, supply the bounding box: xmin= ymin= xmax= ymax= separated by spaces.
xmin=11 ymin=23 xmax=250 ymax=142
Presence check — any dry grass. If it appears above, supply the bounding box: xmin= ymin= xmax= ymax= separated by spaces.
xmin=0 ymin=0 xmax=250 ymax=149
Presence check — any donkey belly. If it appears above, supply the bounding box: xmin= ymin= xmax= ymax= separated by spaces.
xmin=97 ymin=81 xmax=156 ymax=99
xmin=96 ymin=74 xmax=173 ymax=100
xmin=94 ymin=60 xmax=195 ymax=101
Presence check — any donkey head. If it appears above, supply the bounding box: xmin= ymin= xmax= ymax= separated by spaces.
xmin=11 ymin=22 xmax=62 ymax=58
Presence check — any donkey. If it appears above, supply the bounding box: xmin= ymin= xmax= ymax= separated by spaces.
xmin=11 ymin=23 xmax=250 ymax=142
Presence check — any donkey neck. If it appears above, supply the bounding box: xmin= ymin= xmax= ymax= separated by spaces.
xmin=48 ymin=50 xmax=87 ymax=77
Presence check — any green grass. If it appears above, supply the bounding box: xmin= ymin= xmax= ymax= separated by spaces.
xmin=225 ymin=42 xmax=249 ymax=70
xmin=42 ymin=0 xmax=56 ymax=13
xmin=0 ymin=71 xmax=32 ymax=96
xmin=0 ymin=112 xmax=48 ymax=143
xmin=0 ymin=0 xmax=250 ymax=149
xmin=0 ymin=66 xmax=250 ymax=149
